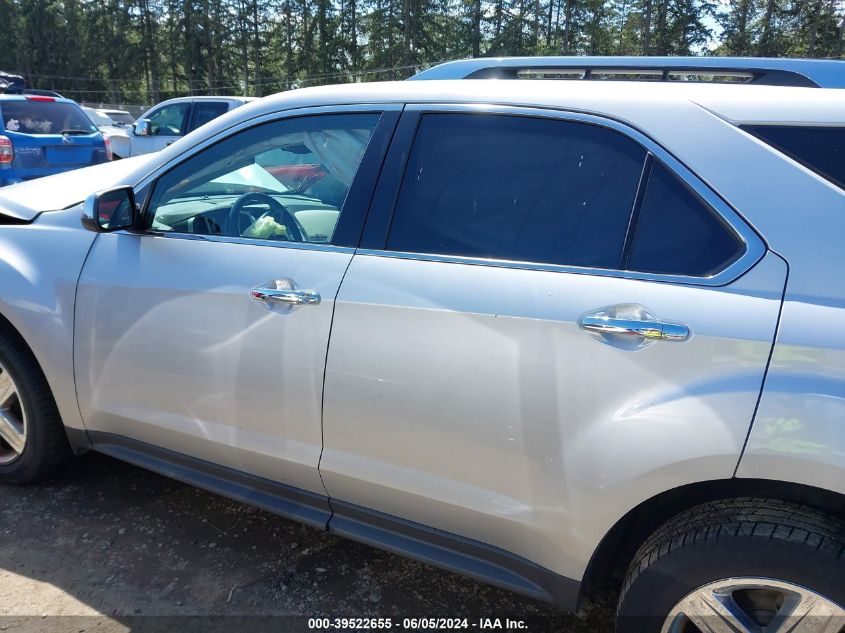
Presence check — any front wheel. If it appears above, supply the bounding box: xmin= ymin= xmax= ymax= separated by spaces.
xmin=0 ymin=328 xmax=70 ymax=484
xmin=617 ymin=498 xmax=845 ymax=633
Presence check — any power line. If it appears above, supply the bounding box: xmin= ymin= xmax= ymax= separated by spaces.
xmin=28 ymin=61 xmax=438 ymax=98
xmin=26 ymin=61 xmax=434 ymax=87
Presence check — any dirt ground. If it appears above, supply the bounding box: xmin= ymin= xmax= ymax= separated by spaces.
xmin=0 ymin=453 xmax=614 ymax=633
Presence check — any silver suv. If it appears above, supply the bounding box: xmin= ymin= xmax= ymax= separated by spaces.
xmin=0 ymin=57 xmax=843 ymax=632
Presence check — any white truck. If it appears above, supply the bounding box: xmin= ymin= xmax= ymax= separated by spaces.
xmin=129 ymin=95 xmax=255 ymax=156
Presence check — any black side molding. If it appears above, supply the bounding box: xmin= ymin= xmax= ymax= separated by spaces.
xmin=89 ymin=432 xmax=331 ymax=530
xmin=329 ymin=499 xmax=580 ymax=610
xmin=87 ymin=432 xmax=580 ymax=610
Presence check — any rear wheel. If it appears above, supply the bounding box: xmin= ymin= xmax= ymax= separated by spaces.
xmin=617 ymin=498 xmax=845 ymax=633
xmin=0 ymin=329 xmax=70 ymax=483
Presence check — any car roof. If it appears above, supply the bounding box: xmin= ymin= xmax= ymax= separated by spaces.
xmin=220 ymin=79 xmax=845 ymax=128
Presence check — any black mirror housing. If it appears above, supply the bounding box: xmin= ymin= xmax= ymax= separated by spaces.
xmin=82 ymin=186 xmax=138 ymax=232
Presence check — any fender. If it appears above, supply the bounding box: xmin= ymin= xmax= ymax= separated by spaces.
xmin=0 ymin=205 xmax=97 ymax=437
xmin=738 ymin=296 xmax=845 ymax=495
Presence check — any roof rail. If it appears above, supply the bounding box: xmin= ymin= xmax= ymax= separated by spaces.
xmin=409 ymin=56 xmax=845 ymax=88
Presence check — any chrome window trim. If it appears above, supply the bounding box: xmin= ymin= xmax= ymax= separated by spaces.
xmin=366 ymin=103 xmax=765 ymax=288
xmin=130 ymin=103 xmax=403 ymax=249
xmin=146 ymin=231 xmax=357 ymax=255
xmin=355 ymin=248 xmax=749 ymax=286
xmin=134 ymin=103 xmax=404 ymax=193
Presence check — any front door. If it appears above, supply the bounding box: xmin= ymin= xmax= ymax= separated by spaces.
xmin=75 ymin=108 xmax=397 ymax=507
xmin=319 ymin=107 xmax=786 ymax=580
xmin=132 ymin=101 xmax=191 ymax=156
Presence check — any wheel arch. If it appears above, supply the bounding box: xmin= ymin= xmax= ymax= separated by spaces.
xmin=578 ymin=477 xmax=845 ymax=609
xmin=0 ymin=308 xmax=90 ymax=455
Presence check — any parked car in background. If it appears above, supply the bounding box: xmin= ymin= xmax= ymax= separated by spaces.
xmin=97 ymin=108 xmax=134 ymax=128
xmin=130 ymin=96 xmax=255 ymax=156
xmin=82 ymin=107 xmax=131 ymax=159
xmin=0 ymin=57 xmax=844 ymax=632
xmin=0 ymin=72 xmax=26 ymax=92
xmin=0 ymin=93 xmax=111 ymax=186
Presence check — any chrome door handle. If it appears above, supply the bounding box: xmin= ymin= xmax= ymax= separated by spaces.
xmin=579 ymin=304 xmax=690 ymax=348
xmin=580 ymin=316 xmax=689 ymax=341
xmin=250 ymin=280 xmax=320 ymax=306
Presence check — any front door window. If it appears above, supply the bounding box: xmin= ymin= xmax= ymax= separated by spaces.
xmin=146 ymin=103 xmax=190 ymax=136
xmin=147 ymin=113 xmax=380 ymax=245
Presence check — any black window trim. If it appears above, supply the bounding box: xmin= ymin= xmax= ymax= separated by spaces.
xmin=359 ymin=103 xmax=765 ymax=288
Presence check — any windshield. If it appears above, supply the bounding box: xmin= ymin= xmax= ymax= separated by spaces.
xmin=104 ymin=111 xmax=134 ymax=126
xmin=85 ymin=108 xmax=115 ymax=127
xmin=1 ymin=100 xmax=96 ymax=135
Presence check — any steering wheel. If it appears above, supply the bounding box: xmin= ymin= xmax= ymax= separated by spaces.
xmin=225 ymin=192 xmax=304 ymax=242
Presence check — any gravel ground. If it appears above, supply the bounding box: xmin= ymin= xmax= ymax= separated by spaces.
xmin=0 ymin=453 xmax=614 ymax=633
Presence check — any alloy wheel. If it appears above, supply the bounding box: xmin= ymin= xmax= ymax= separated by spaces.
xmin=662 ymin=577 xmax=845 ymax=633
xmin=0 ymin=362 xmax=27 ymax=464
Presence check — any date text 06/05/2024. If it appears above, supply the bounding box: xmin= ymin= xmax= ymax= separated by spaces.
xmin=307 ymin=618 xmax=529 ymax=630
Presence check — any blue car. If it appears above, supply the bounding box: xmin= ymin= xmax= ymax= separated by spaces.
xmin=0 ymin=93 xmax=111 ymax=187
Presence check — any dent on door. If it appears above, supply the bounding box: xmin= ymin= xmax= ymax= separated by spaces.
xmin=319 ymin=251 xmax=787 ymax=582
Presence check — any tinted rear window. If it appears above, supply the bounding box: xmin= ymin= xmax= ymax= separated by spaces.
xmin=386 ymin=113 xmax=647 ymax=269
xmin=626 ymin=161 xmax=743 ymax=276
xmin=742 ymin=125 xmax=845 ymax=190
xmin=190 ymin=101 xmax=229 ymax=131
xmin=1 ymin=100 xmax=96 ymax=135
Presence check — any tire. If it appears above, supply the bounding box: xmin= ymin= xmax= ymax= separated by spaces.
xmin=0 ymin=327 xmax=71 ymax=484
xmin=617 ymin=498 xmax=845 ymax=633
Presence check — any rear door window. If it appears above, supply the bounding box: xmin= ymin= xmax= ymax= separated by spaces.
xmin=189 ymin=101 xmax=230 ymax=132
xmin=625 ymin=161 xmax=743 ymax=276
xmin=1 ymin=100 xmax=96 ymax=135
xmin=384 ymin=111 xmax=747 ymax=280
xmin=386 ymin=113 xmax=647 ymax=269
xmin=742 ymin=125 xmax=845 ymax=191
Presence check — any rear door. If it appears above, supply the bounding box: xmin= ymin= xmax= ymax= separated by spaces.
xmin=319 ymin=105 xmax=786 ymax=580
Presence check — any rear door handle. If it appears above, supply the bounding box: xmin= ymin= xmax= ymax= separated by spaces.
xmin=580 ymin=316 xmax=689 ymax=341
xmin=579 ymin=304 xmax=690 ymax=348
xmin=250 ymin=280 xmax=321 ymax=307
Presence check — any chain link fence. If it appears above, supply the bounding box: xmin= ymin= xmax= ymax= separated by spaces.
xmin=80 ymin=102 xmax=150 ymax=119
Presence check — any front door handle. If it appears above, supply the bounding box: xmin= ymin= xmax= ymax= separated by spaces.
xmin=580 ymin=316 xmax=689 ymax=341
xmin=250 ymin=280 xmax=321 ymax=307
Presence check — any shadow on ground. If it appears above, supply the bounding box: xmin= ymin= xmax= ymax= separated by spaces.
xmin=0 ymin=453 xmax=614 ymax=633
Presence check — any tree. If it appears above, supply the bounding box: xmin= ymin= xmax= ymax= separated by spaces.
xmin=0 ymin=0 xmax=840 ymax=107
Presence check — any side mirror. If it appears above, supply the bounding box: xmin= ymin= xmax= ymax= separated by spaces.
xmin=134 ymin=119 xmax=152 ymax=136
xmin=82 ymin=187 xmax=137 ymax=232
